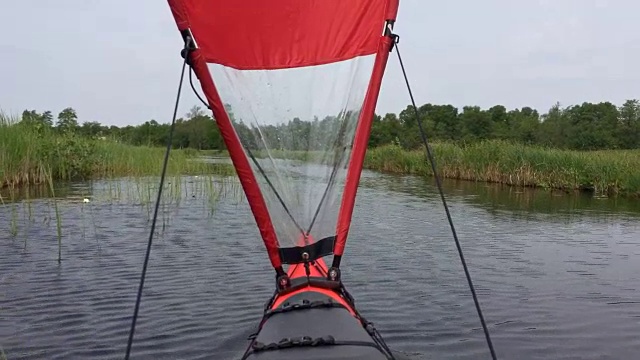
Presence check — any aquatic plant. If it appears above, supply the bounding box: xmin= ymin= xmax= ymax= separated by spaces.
xmin=43 ymin=167 xmax=63 ymax=263
xmin=0 ymin=173 xmax=240 ymax=261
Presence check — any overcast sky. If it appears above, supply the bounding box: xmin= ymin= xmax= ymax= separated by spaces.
xmin=2 ymin=0 xmax=639 ymax=126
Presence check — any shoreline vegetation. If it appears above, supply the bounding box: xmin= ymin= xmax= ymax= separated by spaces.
xmin=364 ymin=142 xmax=640 ymax=198
xmin=249 ymin=142 xmax=640 ymax=198
xmin=3 ymin=97 xmax=640 ymax=198
xmin=1 ymin=112 xmax=234 ymax=190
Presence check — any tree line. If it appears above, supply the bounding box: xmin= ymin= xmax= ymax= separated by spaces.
xmin=16 ymin=99 xmax=640 ymax=151
xmin=378 ymin=100 xmax=640 ymax=150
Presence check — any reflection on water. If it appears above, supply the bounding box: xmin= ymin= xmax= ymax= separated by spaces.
xmin=360 ymin=170 xmax=640 ymax=218
xmin=1 ymin=169 xmax=639 ymax=360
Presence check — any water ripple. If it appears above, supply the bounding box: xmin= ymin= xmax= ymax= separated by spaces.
xmin=1 ymin=175 xmax=640 ymax=359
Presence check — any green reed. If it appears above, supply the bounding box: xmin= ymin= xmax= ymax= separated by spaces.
xmin=1 ymin=111 xmax=234 ymax=189
xmin=1 ymin=174 xmax=238 ymax=259
xmin=9 ymin=204 xmax=18 ymax=237
xmin=364 ymin=140 xmax=640 ymax=198
xmin=0 ymin=115 xmax=236 ymax=249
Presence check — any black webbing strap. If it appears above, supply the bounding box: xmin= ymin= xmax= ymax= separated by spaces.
xmin=278 ymin=235 xmax=335 ymax=264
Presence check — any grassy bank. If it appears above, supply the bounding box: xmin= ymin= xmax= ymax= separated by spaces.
xmin=364 ymin=141 xmax=640 ymax=197
xmin=1 ymin=113 xmax=233 ymax=189
xmin=196 ymin=141 xmax=640 ymax=198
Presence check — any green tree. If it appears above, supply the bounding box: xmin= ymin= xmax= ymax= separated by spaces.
xmin=564 ymin=102 xmax=619 ymax=150
xmin=12 ymin=98 xmax=640 ymax=152
xmin=507 ymin=107 xmax=540 ymax=144
xmin=20 ymin=109 xmax=53 ymax=133
xmin=459 ymin=105 xmax=492 ymax=141
xmin=80 ymin=121 xmax=105 ymax=138
xmin=57 ymin=107 xmax=79 ymax=134
xmin=538 ymin=102 xmax=568 ymax=148
xmin=488 ymin=105 xmax=509 ymax=139
xmin=618 ymin=99 xmax=640 ymax=149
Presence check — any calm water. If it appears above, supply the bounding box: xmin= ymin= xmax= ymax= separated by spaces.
xmin=1 ymin=170 xmax=640 ymax=359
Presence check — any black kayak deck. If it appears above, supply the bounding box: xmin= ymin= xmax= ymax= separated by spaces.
xmin=243 ymin=291 xmax=399 ymax=360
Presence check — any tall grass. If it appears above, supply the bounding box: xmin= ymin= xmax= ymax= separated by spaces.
xmin=1 ymin=112 xmax=243 ymax=261
xmin=196 ymin=139 xmax=640 ymax=198
xmin=0 ymin=173 xmax=241 ymax=260
xmin=365 ymin=141 xmax=640 ymax=197
xmin=0 ymin=111 xmax=234 ymax=188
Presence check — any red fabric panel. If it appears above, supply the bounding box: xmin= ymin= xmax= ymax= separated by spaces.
xmin=169 ymin=0 xmax=396 ymax=70
xmin=334 ymin=35 xmax=394 ymax=257
xmin=386 ymin=0 xmax=400 ymax=21
xmin=167 ymin=0 xmax=188 ymax=30
xmin=187 ymin=49 xmax=283 ymax=269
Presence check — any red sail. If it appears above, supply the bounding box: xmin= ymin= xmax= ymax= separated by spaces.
xmin=167 ymin=0 xmax=399 ymax=270
xmin=169 ymin=0 xmax=397 ymax=70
